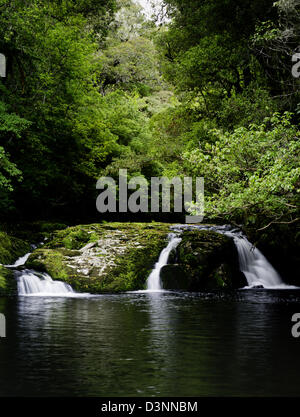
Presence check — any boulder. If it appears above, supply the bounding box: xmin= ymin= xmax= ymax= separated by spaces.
xmin=161 ymin=230 xmax=245 ymax=290
xmin=26 ymin=222 xmax=171 ymax=293
xmin=160 ymin=264 xmax=188 ymax=289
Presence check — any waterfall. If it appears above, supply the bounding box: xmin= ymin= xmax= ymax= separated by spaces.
xmin=146 ymin=233 xmax=182 ymax=291
xmin=17 ymin=270 xmax=75 ymax=296
xmin=171 ymin=224 xmax=288 ymax=289
xmin=228 ymin=233 xmax=283 ymax=288
xmin=5 ymin=252 xmax=32 ymax=268
xmin=5 ymin=243 xmax=79 ymax=296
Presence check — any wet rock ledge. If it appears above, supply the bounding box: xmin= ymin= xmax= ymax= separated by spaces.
xmin=0 ymin=222 xmax=247 ymax=295
xmin=26 ymin=223 xmax=171 ymax=293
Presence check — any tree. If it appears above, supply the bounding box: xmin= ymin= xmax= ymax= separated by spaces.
xmin=0 ymin=99 xmax=30 ymax=213
xmin=251 ymin=0 xmax=300 ymax=110
xmin=0 ymin=0 xmax=117 ymax=216
xmin=157 ymin=0 xmax=277 ymax=99
xmin=98 ymin=0 xmax=162 ymax=95
xmin=182 ymin=113 xmax=300 ymax=228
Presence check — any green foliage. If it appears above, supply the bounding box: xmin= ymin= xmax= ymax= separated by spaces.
xmin=0 ymin=146 xmax=21 ymax=191
xmin=100 ymin=36 xmax=161 ymax=94
xmin=0 ymin=230 xmax=30 ymax=264
xmin=0 ymin=0 xmax=298 ymax=235
xmin=0 ymin=0 xmax=118 ymax=216
xmin=251 ymin=0 xmax=300 ymax=110
xmin=183 ymin=113 xmax=300 ymax=225
xmin=157 ymin=0 xmax=277 ymax=99
xmin=0 ymin=100 xmax=30 ymax=211
xmin=216 ymin=86 xmax=279 ymax=130
xmin=0 ymin=265 xmax=15 ymax=296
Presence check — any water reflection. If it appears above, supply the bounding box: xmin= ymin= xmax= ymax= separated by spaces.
xmin=0 ymin=290 xmax=299 ymax=396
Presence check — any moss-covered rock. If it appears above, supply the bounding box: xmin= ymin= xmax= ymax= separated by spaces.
xmin=26 ymin=249 xmax=69 ymax=280
xmin=161 ymin=230 xmax=245 ymax=290
xmin=26 ymin=223 xmax=171 ymax=293
xmin=0 ymin=230 xmax=31 ymax=265
xmin=0 ymin=266 xmax=16 ymax=296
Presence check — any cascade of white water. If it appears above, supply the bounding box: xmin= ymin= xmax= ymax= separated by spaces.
xmin=6 ymin=225 xmax=293 ymax=295
xmin=228 ymin=234 xmax=283 ymax=288
xmin=146 ymin=234 xmax=182 ymax=291
xmin=17 ymin=270 xmax=75 ymax=296
xmin=5 ymin=252 xmax=32 ymax=268
xmin=3 ymin=241 xmax=79 ymax=296
xmin=171 ymin=224 xmax=288 ymax=289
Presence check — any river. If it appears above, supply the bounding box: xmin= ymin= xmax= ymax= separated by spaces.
xmin=0 ymin=289 xmax=300 ymax=397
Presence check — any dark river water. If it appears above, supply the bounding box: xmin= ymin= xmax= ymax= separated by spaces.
xmin=0 ymin=290 xmax=300 ymax=397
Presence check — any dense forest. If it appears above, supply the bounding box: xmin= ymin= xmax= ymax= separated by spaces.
xmin=1 ymin=1 xmax=300 ymax=399
xmin=0 ymin=0 xmax=299 ymax=231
